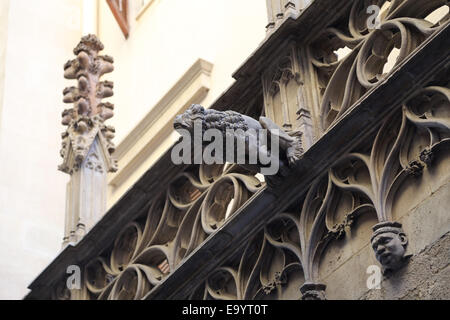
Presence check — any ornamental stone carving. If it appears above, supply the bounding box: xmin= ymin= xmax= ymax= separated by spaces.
xmin=371 ymin=221 xmax=409 ymax=273
xmin=308 ymin=0 xmax=449 ymax=132
xmin=173 ymin=104 xmax=303 ymax=181
xmin=59 ymin=34 xmax=117 ymax=174
xmin=190 ymin=79 xmax=449 ymax=301
xmin=59 ymin=35 xmax=118 ymax=247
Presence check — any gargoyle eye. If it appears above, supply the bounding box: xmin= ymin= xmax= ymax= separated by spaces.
xmin=189 ymin=104 xmax=204 ymax=113
xmin=380 ymin=237 xmax=390 ymax=244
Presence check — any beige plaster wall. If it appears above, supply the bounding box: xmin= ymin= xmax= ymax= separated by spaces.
xmin=0 ymin=0 xmax=82 ymax=299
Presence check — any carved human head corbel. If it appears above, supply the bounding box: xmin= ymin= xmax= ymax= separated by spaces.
xmin=371 ymin=221 xmax=409 ymax=273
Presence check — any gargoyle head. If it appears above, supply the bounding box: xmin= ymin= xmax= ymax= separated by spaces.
xmin=73 ymin=34 xmax=104 ymax=55
xmin=173 ymin=104 xmax=205 ymax=132
xmin=371 ymin=221 xmax=408 ymax=272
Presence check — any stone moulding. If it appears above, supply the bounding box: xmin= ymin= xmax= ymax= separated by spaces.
xmin=26 ymin=0 xmax=449 ymax=300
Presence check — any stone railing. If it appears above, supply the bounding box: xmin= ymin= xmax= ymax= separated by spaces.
xmin=26 ymin=0 xmax=449 ymax=300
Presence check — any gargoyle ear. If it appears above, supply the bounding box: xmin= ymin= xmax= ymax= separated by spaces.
xmin=189 ymin=104 xmax=205 ymax=114
xmin=399 ymin=233 xmax=408 ymax=247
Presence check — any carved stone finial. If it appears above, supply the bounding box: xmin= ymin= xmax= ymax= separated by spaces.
xmin=59 ymin=34 xmax=117 ymax=174
xmin=371 ymin=221 xmax=409 ymax=273
xmin=300 ymin=282 xmax=327 ymax=300
xmin=262 ymin=271 xmax=287 ymax=295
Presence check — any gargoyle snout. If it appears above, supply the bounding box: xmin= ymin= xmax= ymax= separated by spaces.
xmin=174 ymin=114 xmax=187 ymax=130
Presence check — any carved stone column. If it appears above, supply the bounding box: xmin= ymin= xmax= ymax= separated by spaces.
xmin=59 ymin=35 xmax=117 ymax=247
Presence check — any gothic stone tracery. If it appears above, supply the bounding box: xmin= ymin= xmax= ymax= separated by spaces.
xmin=28 ymin=0 xmax=450 ymax=300
xmin=54 ymin=164 xmax=263 ymax=300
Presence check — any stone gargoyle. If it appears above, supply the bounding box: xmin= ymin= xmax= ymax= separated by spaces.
xmin=173 ymin=104 xmax=303 ymax=178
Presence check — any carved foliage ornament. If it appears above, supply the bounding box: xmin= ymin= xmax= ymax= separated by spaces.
xmin=329 ymin=85 xmax=449 ymax=273
xmin=59 ymin=35 xmax=117 ymax=174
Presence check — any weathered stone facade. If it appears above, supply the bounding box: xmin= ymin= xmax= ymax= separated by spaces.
xmin=26 ymin=0 xmax=449 ymax=300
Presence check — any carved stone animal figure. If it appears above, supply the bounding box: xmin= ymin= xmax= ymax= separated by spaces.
xmin=173 ymin=104 xmax=303 ymax=171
